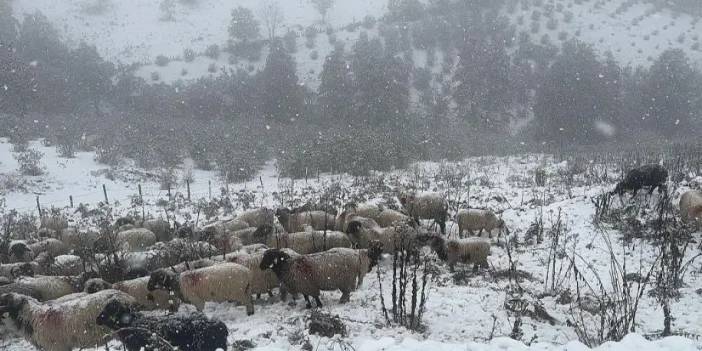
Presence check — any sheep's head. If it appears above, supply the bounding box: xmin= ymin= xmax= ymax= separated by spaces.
xmin=84 ymin=278 xmax=112 ymax=294
xmin=346 ymin=220 xmax=363 ymax=236
xmin=9 ymin=242 xmax=32 ymax=261
xmin=96 ymin=299 xmax=135 ymax=330
xmin=0 ymin=293 xmax=29 ymax=322
xmin=10 ymin=263 xmax=34 ymax=278
xmin=611 ymin=181 xmax=631 ymax=196
xmin=148 ymin=269 xmax=178 ymax=292
xmin=259 ymin=249 xmax=291 ymax=274
xmin=114 ymin=217 xmax=135 ymax=228
xmin=253 ymin=224 xmax=275 ymax=242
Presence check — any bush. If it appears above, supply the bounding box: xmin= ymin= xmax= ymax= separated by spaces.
xmin=310 ymin=50 xmax=319 ymax=60
xmin=183 ymin=48 xmax=196 ymax=62
xmin=204 ymin=44 xmax=220 ymax=59
xmin=81 ymin=0 xmax=112 ymax=15
xmin=231 ymin=40 xmax=264 ymax=61
xmin=283 ymin=31 xmax=298 ymax=53
xmin=14 ymin=148 xmax=44 ymax=176
xmin=155 ymin=55 xmax=170 ymax=66
xmin=362 ymin=15 xmax=376 ymax=29
xmin=207 ymin=63 xmax=217 ymax=73
xmin=150 ymin=72 xmax=160 ymax=81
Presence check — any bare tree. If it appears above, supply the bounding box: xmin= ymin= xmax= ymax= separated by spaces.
xmin=309 ymin=0 xmax=334 ymax=22
xmin=259 ymin=0 xmax=284 ymax=40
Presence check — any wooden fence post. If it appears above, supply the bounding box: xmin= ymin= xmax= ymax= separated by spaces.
xmin=69 ymin=195 xmax=73 ymax=208
xmin=36 ymin=196 xmax=42 ymax=217
xmin=208 ymin=180 xmax=212 ymax=200
xmin=138 ymin=184 xmax=145 ymax=219
xmin=102 ymin=184 xmax=109 ymax=204
xmin=186 ymin=180 xmax=191 ymax=201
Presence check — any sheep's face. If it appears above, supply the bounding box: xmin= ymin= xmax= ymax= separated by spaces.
xmin=11 ymin=263 xmax=34 ymax=278
xmin=85 ymin=279 xmax=112 ymax=294
xmin=346 ymin=221 xmax=363 ymax=236
xmin=0 ymin=293 xmax=28 ymax=322
xmin=148 ymin=270 xmax=177 ymax=291
xmin=9 ymin=242 xmax=31 ymax=259
xmin=275 ymin=208 xmax=291 ymax=221
xmin=253 ymin=224 xmax=275 ymax=241
xmin=96 ymin=300 xmax=134 ymax=329
xmin=259 ymin=249 xmax=289 ymax=273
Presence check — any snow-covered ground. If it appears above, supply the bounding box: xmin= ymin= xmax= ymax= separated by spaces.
xmin=1 ymin=138 xmax=702 ymax=351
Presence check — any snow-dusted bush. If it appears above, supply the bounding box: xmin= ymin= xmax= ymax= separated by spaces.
xmin=154 ymin=55 xmax=170 ymax=66
xmin=80 ymin=0 xmax=112 ymax=15
xmin=204 ymin=44 xmax=220 ymax=59
xmin=183 ymin=48 xmax=196 ymax=62
xmin=14 ymin=148 xmax=44 ymax=176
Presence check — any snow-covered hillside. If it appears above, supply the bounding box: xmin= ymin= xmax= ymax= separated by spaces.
xmin=11 ymin=0 xmax=702 ymax=88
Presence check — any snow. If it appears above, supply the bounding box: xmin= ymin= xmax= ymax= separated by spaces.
xmin=2 ymin=139 xmax=702 ymax=351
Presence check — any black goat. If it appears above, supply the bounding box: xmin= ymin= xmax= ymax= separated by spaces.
xmin=96 ymin=299 xmax=228 ymax=351
xmin=612 ymin=164 xmax=668 ymax=196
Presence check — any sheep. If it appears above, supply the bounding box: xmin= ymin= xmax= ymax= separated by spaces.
xmin=141 ymin=218 xmax=172 ymax=242
xmin=237 ymin=207 xmax=275 ymax=228
xmin=40 ymin=216 xmax=68 ymax=234
xmin=223 ymin=218 xmax=250 ymax=233
xmin=612 ymin=164 xmax=668 ymax=196
xmin=0 ymin=275 xmax=89 ymax=301
xmin=335 ymin=203 xmax=382 ymax=231
xmin=36 ymin=228 xmax=58 ymax=239
xmin=0 ymin=289 xmax=135 ymax=351
xmin=0 ymin=262 xmax=35 ymax=279
xmin=375 ymin=209 xmax=413 ymax=228
xmin=168 ymin=258 xmax=217 ymax=274
xmin=231 ymin=224 xmax=277 ymax=246
xmin=264 ymin=230 xmax=353 ymax=254
xmin=399 ymin=192 xmax=449 ymax=234
xmin=456 ymin=209 xmax=505 ymax=238
xmin=346 ymin=220 xmax=420 ymax=256
xmin=427 ymin=236 xmax=491 ymax=271
xmin=225 ymin=251 xmax=280 ymax=299
xmin=113 ymin=276 xmax=180 ymax=311
xmin=680 ymin=190 xmax=702 ymax=224
xmin=259 ymin=248 xmax=381 ymax=308
xmin=117 ymin=228 xmax=157 ymax=252
xmin=276 ymin=208 xmax=336 ymax=233
xmin=83 ymin=278 xmax=113 ymax=294
xmin=61 ymin=228 xmax=99 ymax=252
xmin=8 ymin=240 xmax=34 ymax=262
xmin=42 ymin=254 xmax=85 ymax=276
xmin=28 ymin=238 xmax=70 ymax=258
xmin=96 ymin=298 xmax=228 ymax=351
xmin=147 ymin=262 xmax=254 ymax=314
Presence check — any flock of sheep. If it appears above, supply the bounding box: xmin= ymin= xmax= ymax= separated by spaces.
xmin=1 ymin=163 xmax=701 ymax=351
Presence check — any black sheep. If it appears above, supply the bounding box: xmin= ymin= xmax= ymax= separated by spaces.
xmin=96 ymin=299 xmax=228 ymax=351
xmin=612 ymin=164 xmax=668 ymax=196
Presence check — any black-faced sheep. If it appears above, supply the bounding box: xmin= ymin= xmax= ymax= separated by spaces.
xmin=85 ymin=276 xmax=179 ymax=311
xmin=399 ymin=192 xmax=449 ymax=234
xmin=83 ymin=278 xmax=113 ymax=294
xmin=335 ymin=203 xmax=382 ymax=232
xmin=346 ymin=220 xmax=420 ymax=256
xmin=0 ymin=262 xmax=35 ymax=279
xmin=680 ymin=190 xmax=702 ymax=224
xmin=0 ymin=275 xmax=87 ymax=301
xmin=612 ymin=164 xmax=668 ymax=196
xmin=8 ymin=240 xmax=34 ymax=263
xmin=456 ymin=209 xmax=505 ymax=237
xmin=427 ymin=236 xmax=491 ymax=271
xmin=259 ymin=248 xmax=381 ymax=308
xmin=276 ymin=209 xmax=336 ymax=233
xmin=147 ymin=262 xmax=254 ymax=314
xmin=96 ymin=299 xmax=228 ymax=351
xmin=0 ymin=289 xmax=135 ymax=351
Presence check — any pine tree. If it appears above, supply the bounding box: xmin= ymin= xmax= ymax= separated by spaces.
xmin=534 ymin=40 xmax=620 ymax=144
xmin=641 ymin=49 xmax=696 ymax=136
xmin=229 ymin=7 xmax=260 ymax=42
xmin=318 ymin=47 xmax=353 ymax=124
xmin=259 ymin=42 xmax=303 ymax=122
xmin=69 ymin=42 xmax=115 ymax=116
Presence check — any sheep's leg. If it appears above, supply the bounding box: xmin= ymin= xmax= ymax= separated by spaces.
xmin=439 ymin=220 xmax=446 ymax=235
xmin=245 ymin=296 xmax=255 ymax=316
xmin=256 ymin=293 xmax=262 ymax=300
xmin=303 ymin=295 xmax=313 ymax=309
xmin=468 ymin=230 xmax=475 ymax=237
xmin=268 ymin=290 xmax=274 ymax=299
xmin=478 ymin=228 xmax=484 ymax=237
xmin=339 ymin=289 xmax=351 ymax=303
xmin=314 ymin=296 xmax=323 ymax=308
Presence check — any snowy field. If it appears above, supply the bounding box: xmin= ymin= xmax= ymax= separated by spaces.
xmin=2 ymin=138 xmax=702 ymax=351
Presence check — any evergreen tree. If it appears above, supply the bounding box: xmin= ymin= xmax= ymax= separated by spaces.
xmin=0 ymin=43 xmax=35 ymax=116
xmin=641 ymin=49 xmax=696 ymax=136
xmin=318 ymin=47 xmax=353 ymax=124
xmin=68 ymin=42 xmax=115 ymax=116
xmin=534 ymin=40 xmax=620 ymax=144
xmin=259 ymin=42 xmax=303 ymax=122
xmin=229 ymin=7 xmax=260 ymax=42
xmin=0 ymin=0 xmax=17 ymax=44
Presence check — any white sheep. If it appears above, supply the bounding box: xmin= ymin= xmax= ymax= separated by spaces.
xmin=456 ymin=209 xmax=505 ymax=237
xmin=40 ymin=216 xmax=69 ymax=234
xmin=0 ymin=262 xmax=35 ymax=279
xmin=28 ymin=238 xmax=70 ymax=258
xmin=61 ymin=228 xmax=99 ymax=252
xmin=223 ymin=218 xmax=250 ymax=233
xmin=335 ymin=203 xmax=383 ymax=231
xmin=399 ymin=192 xmax=449 ymax=234
xmin=147 ymin=262 xmax=254 ymax=314
xmin=117 ymin=228 xmax=158 ymax=252
xmin=2 ymin=275 xmax=82 ymax=301
xmin=375 ymin=209 xmax=412 ymax=228
xmin=265 ymin=230 xmax=352 ymax=254
xmin=113 ymin=276 xmax=180 ymax=311
xmin=0 ymin=289 xmax=136 ymax=351
xmin=679 ymin=190 xmax=702 ymax=224
xmin=346 ymin=220 xmax=420 ymax=255
xmin=276 ymin=209 xmax=336 ymax=233
xmin=237 ymin=207 xmax=275 ymax=228
xmin=259 ymin=248 xmax=382 ymax=308
xmin=427 ymin=236 xmax=491 ymax=271
xmin=226 ymin=251 xmax=280 ymax=298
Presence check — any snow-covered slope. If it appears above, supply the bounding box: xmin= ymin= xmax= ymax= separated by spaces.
xmin=11 ymin=0 xmax=702 ymax=88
